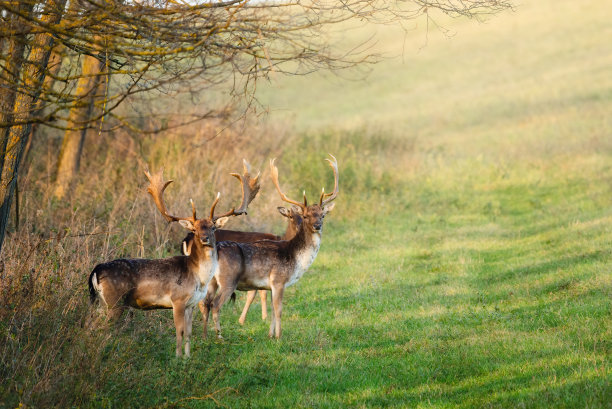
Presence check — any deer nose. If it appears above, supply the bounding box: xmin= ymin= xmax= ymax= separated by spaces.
xmin=313 ymin=223 xmax=322 ymax=230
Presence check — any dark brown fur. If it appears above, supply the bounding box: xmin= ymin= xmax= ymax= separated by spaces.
xmin=88 ymin=163 xmax=258 ymax=357
xmin=89 ymin=217 xmax=225 ymax=357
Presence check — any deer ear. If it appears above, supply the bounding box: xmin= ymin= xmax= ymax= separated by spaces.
xmin=178 ymin=220 xmax=195 ymax=230
xmin=323 ymin=202 xmax=335 ymax=214
xmin=215 ymin=216 xmax=229 ymax=229
xmin=277 ymin=207 xmax=291 ymax=218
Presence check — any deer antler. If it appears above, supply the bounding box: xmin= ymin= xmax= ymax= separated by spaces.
xmin=209 ymin=192 xmax=221 ymax=220
xmin=144 ymin=169 xmax=196 ymax=223
xmin=232 ymin=159 xmax=261 ymax=215
xmin=270 ymin=158 xmax=307 ymax=211
xmin=319 ymin=154 xmax=339 ymax=206
xmin=211 ymin=159 xmax=261 ymax=221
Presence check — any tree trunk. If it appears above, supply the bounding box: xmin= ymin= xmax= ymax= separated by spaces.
xmin=53 ymin=53 xmax=104 ymax=200
xmin=0 ymin=2 xmax=34 ymax=173
xmin=0 ymin=0 xmax=67 ymax=254
xmin=23 ymin=45 xmax=65 ymax=167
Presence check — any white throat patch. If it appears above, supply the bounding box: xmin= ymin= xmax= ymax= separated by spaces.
xmin=196 ymin=248 xmax=217 ymax=286
xmin=286 ymin=232 xmax=322 ymax=288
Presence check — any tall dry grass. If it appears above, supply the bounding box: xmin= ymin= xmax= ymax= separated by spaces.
xmin=0 ymin=119 xmax=287 ymax=406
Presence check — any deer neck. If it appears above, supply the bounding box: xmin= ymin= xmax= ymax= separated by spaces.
xmin=282 ymin=222 xmax=322 ymax=287
xmin=289 ymin=222 xmax=322 ymax=257
xmin=188 ymin=241 xmax=217 ymax=285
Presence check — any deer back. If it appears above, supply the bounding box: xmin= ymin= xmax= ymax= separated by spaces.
xmin=215 ymin=218 xmax=316 ymax=292
xmin=90 ymin=256 xmax=197 ymax=309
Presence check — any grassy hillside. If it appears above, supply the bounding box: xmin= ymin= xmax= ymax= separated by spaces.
xmin=1 ymin=0 xmax=610 ymax=407
xmin=256 ymin=0 xmax=611 ymax=137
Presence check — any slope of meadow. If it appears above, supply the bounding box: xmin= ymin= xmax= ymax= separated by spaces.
xmin=1 ymin=0 xmax=610 ymax=407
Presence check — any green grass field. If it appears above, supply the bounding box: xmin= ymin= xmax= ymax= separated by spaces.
xmin=1 ymin=0 xmax=611 ymax=407
xmin=89 ymin=144 xmax=611 ymax=408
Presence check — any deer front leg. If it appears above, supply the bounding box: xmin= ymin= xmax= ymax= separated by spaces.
xmin=239 ymin=290 xmax=257 ymax=325
xmin=198 ymin=299 xmax=210 ymax=338
xmin=269 ymin=310 xmax=275 ymax=338
xmin=269 ymin=284 xmax=284 ymax=339
xmin=260 ymin=290 xmax=268 ymax=321
xmin=184 ymin=306 xmax=194 ymax=357
xmin=172 ymin=302 xmax=186 ymax=358
xmin=212 ymin=287 xmax=236 ymax=339
xmin=199 ymin=278 xmax=217 ymax=338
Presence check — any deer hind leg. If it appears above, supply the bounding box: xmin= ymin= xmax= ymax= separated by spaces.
xmin=212 ymin=286 xmax=236 ymax=340
xmin=269 ymin=285 xmax=284 ymax=339
xmin=102 ymin=291 xmax=128 ymax=325
xmin=107 ymin=305 xmax=127 ymax=323
xmin=238 ymin=290 xmax=258 ymax=325
xmin=85 ymin=295 xmax=111 ymax=329
xmin=199 ymin=279 xmax=218 ymax=338
xmin=172 ymin=302 xmax=186 ymax=358
xmin=260 ymin=290 xmax=268 ymax=321
xmin=94 ymin=282 xmax=127 ymax=325
xmin=184 ymin=306 xmax=194 ymax=357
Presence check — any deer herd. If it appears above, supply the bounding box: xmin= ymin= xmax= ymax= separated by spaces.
xmin=88 ymin=155 xmax=339 ymax=357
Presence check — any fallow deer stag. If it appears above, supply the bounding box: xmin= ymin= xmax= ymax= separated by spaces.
xmin=201 ymin=154 xmax=338 ymax=339
xmin=88 ymin=162 xmax=259 ymax=357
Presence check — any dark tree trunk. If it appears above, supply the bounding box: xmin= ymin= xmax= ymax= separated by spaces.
xmin=0 ymin=2 xmax=34 ymax=174
xmin=0 ymin=0 xmax=68 ymax=254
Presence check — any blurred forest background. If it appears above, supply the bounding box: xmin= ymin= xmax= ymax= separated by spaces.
xmin=1 ymin=0 xmax=610 ymax=407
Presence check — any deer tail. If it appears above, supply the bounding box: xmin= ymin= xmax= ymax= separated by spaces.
xmin=88 ymin=268 xmax=101 ymax=305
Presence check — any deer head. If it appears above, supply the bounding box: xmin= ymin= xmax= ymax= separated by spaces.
xmin=277 ymin=205 xmax=303 ymax=239
xmin=270 ymin=154 xmax=338 ymax=233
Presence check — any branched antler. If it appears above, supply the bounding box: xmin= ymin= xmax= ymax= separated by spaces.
xmin=211 ymin=159 xmax=261 ymax=221
xmin=271 ymin=154 xmax=339 ymax=210
xmin=270 ymin=158 xmax=307 ymax=211
xmin=320 ymin=154 xmax=339 ymax=206
xmin=146 ymin=160 xmax=260 ymax=225
xmin=144 ymin=169 xmax=197 ymax=223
